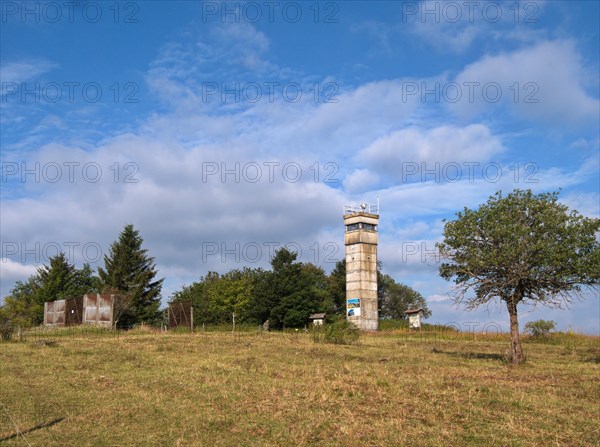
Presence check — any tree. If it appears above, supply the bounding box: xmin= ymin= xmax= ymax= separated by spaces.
xmin=378 ymin=273 xmax=431 ymax=320
xmin=208 ymin=269 xmax=253 ymax=324
xmin=263 ymin=248 xmax=329 ymax=328
xmin=326 ymin=259 xmax=346 ymax=315
xmin=75 ymin=263 xmax=101 ymax=296
xmin=170 ymin=272 xmax=218 ymax=325
xmin=99 ymin=224 xmax=164 ymax=326
xmin=282 ymin=263 xmax=329 ymax=327
xmin=1 ymin=276 xmax=42 ymax=326
xmin=523 ymin=320 xmax=556 ymax=337
xmin=2 ymin=253 xmax=99 ymax=326
xmin=437 ymin=189 xmax=600 ymax=364
xmin=36 ymin=255 xmax=100 ymax=325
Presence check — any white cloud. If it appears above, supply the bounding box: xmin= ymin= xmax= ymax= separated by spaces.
xmin=560 ymin=192 xmax=600 ymax=219
xmin=357 ymin=124 xmax=505 ymax=181
xmin=343 ymin=169 xmax=380 ymax=193
xmin=0 ymin=259 xmax=39 ymax=286
xmin=0 ymin=60 xmax=57 ymax=84
xmin=452 ymin=40 xmax=599 ymax=126
xmin=427 ymin=293 xmax=452 ymax=303
xmin=388 ymin=1 xmax=550 ymax=54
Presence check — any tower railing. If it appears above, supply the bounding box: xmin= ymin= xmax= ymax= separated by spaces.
xmin=344 ymin=202 xmax=379 ymax=215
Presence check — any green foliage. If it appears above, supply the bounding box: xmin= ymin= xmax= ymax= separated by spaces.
xmin=170 ymin=248 xmax=430 ymax=330
xmin=2 ymin=276 xmax=43 ymax=326
xmin=171 ymin=271 xmax=220 ymax=325
xmin=326 ymin=259 xmax=346 ymax=314
xmin=170 ymin=248 xmax=332 ymax=329
xmin=378 ymin=273 xmax=431 ymax=319
xmin=437 ymin=189 xmax=600 ymax=364
xmin=0 ymin=307 xmax=14 ymax=340
xmin=208 ymin=269 xmax=253 ymax=323
xmin=438 ymin=189 xmax=600 ymax=308
xmin=99 ymin=224 xmax=164 ymax=326
xmin=1 ymin=253 xmax=99 ymax=326
xmin=524 ymin=320 xmax=557 ymax=337
xmin=267 ymin=249 xmax=329 ymax=328
xmin=311 ymin=318 xmax=360 ymax=345
xmin=36 ymin=253 xmax=99 ymax=304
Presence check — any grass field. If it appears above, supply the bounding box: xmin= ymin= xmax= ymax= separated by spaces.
xmin=1 ymin=327 xmax=598 ymax=446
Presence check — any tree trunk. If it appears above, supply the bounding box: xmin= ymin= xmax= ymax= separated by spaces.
xmin=506 ymin=299 xmax=524 ymax=365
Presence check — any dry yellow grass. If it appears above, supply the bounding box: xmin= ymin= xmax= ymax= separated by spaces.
xmin=1 ymin=328 xmax=598 ymax=446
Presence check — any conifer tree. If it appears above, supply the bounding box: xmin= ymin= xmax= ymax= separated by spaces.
xmin=36 ymin=252 xmax=79 ymax=303
xmin=99 ymin=224 xmax=164 ymax=325
xmin=2 ymin=253 xmax=99 ymax=325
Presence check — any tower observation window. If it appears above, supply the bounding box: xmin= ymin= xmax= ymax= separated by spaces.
xmin=345 ymin=223 xmax=377 ymax=232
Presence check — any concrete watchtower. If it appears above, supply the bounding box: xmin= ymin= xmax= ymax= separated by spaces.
xmin=344 ymin=201 xmax=379 ymax=331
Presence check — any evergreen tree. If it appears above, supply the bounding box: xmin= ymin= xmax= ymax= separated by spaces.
xmin=2 ymin=253 xmax=99 ymax=326
xmin=75 ymin=263 xmax=101 ymax=296
xmin=267 ymin=249 xmax=329 ymax=328
xmin=99 ymin=224 xmax=164 ymax=326
xmin=36 ymin=252 xmax=79 ymax=303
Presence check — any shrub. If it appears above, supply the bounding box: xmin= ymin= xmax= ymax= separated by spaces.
xmin=312 ymin=318 xmax=360 ymax=345
xmin=0 ymin=309 xmax=14 ymax=341
xmin=524 ymin=320 xmax=556 ymax=337
xmin=1 ymin=322 xmax=13 ymax=341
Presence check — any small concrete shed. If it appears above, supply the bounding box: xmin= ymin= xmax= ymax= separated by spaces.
xmin=309 ymin=313 xmax=326 ymax=326
xmin=405 ymin=308 xmax=424 ymax=330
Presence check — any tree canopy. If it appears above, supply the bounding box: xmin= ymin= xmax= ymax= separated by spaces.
xmin=171 ymin=249 xmax=429 ymax=329
xmin=437 ymin=189 xmax=600 ymax=364
xmin=378 ymin=273 xmax=431 ymax=320
xmin=1 ymin=253 xmax=99 ymax=326
xmin=99 ymin=224 xmax=164 ymax=326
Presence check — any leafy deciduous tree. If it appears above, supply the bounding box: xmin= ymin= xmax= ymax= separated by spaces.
xmin=378 ymin=273 xmax=431 ymax=320
xmin=523 ymin=320 xmax=556 ymax=337
xmin=437 ymin=190 xmax=600 ymax=364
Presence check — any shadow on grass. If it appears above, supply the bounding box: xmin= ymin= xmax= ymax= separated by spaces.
xmin=0 ymin=417 xmax=65 ymax=442
xmin=430 ymin=347 xmax=505 ymax=361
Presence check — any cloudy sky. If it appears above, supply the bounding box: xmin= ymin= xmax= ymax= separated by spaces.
xmin=1 ymin=1 xmax=598 ymax=333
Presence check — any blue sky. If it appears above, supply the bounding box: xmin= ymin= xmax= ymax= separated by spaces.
xmin=1 ymin=1 xmax=598 ymax=334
